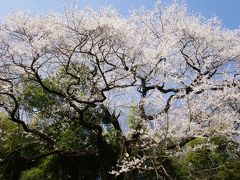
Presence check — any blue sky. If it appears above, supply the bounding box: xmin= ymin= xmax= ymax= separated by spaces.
xmin=0 ymin=0 xmax=239 ymax=29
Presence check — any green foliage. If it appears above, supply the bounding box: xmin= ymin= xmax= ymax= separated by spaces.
xmin=171 ymin=137 xmax=240 ymax=180
xmin=172 ymin=160 xmax=191 ymax=180
xmin=103 ymin=125 xmax=118 ymax=145
xmin=184 ymin=137 xmax=207 ymax=147
xmin=183 ymin=149 xmax=215 ymax=169
xmin=0 ymin=113 xmax=25 ymax=156
xmin=19 ymin=80 xmax=57 ymax=117
xmin=58 ymin=128 xmax=84 ymax=150
xmin=126 ymin=106 xmax=138 ymax=129
xmin=20 ymin=168 xmax=45 ymax=180
xmin=20 ymin=155 xmax=57 ymax=180
xmin=210 ymin=136 xmax=227 ymax=146
xmin=213 ymin=160 xmax=240 ymax=180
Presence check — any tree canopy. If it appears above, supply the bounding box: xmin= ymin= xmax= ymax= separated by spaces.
xmin=0 ymin=1 xmax=239 ymax=179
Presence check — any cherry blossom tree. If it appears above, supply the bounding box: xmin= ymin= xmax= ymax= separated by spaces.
xmin=0 ymin=1 xmax=239 ymax=179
